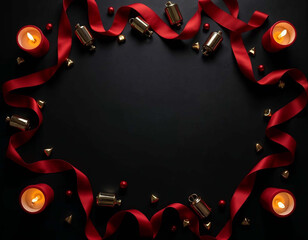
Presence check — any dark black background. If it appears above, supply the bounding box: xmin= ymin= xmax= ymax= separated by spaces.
xmin=1 ymin=0 xmax=308 ymax=239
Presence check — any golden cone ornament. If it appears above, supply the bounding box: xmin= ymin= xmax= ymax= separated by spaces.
xmin=264 ymin=108 xmax=272 ymax=117
xmin=17 ymin=57 xmax=25 ymax=65
xmin=37 ymin=100 xmax=46 ymax=109
xmin=65 ymin=214 xmax=73 ymax=224
xmin=183 ymin=219 xmax=190 ymax=227
xmin=241 ymin=218 xmax=251 ymax=226
xmin=192 ymin=42 xmax=200 ymax=52
xmin=204 ymin=221 xmax=212 ymax=230
xmin=255 ymin=143 xmax=263 ymax=152
xmin=278 ymin=80 xmax=285 ymax=89
xmin=66 ymin=58 xmax=74 ymax=68
xmin=44 ymin=148 xmax=53 ymax=157
xmin=248 ymin=47 xmax=256 ymax=56
xmin=151 ymin=194 xmax=159 ymax=203
xmin=281 ymin=170 xmax=290 ymax=179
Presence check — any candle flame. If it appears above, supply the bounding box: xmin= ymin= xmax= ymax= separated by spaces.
xmin=277 ymin=29 xmax=287 ymax=40
xmin=31 ymin=196 xmax=39 ymax=204
xmin=27 ymin=32 xmax=36 ymax=43
xmin=278 ymin=201 xmax=285 ymax=209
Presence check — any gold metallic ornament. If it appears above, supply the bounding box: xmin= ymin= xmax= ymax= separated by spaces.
xmin=96 ymin=193 xmax=121 ymax=207
xmin=65 ymin=58 xmax=74 ymax=68
xmin=6 ymin=115 xmax=30 ymax=130
xmin=183 ymin=219 xmax=190 ymax=227
xmin=202 ymin=31 xmax=223 ymax=56
xmin=281 ymin=170 xmax=290 ymax=179
xmin=241 ymin=217 xmax=251 ymax=226
xmin=37 ymin=100 xmax=45 ymax=109
xmin=44 ymin=148 xmax=53 ymax=157
xmin=75 ymin=23 xmax=96 ymax=51
xmin=165 ymin=1 xmax=183 ymax=27
xmin=129 ymin=17 xmax=153 ymax=38
xmin=151 ymin=194 xmax=159 ymax=203
xmin=192 ymin=42 xmax=200 ymax=52
xmin=264 ymin=108 xmax=272 ymax=117
xmin=255 ymin=143 xmax=263 ymax=152
xmin=65 ymin=214 xmax=73 ymax=224
xmin=16 ymin=57 xmax=25 ymax=65
xmin=118 ymin=34 xmax=126 ymax=43
xmin=204 ymin=221 xmax=212 ymax=230
xmin=248 ymin=47 xmax=256 ymax=56
xmin=278 ymin=80 xmax=285 ymax=89
xmin=188 ymin=194 xmax=211 ymax=219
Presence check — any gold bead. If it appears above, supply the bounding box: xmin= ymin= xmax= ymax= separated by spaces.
xmin=192 ymin=42 xmax=200 ymax=52
xmin=65 ymin=214 xmax=73 ymax=224
xmin=241 ymin=217 xmax=251 ymax=226
xmin=150 ymin=194 xmax=159 ymax=203
xmin=118 ymin=34 xmax=126 ymax=43
xmin=5 ymin=116 xmax=11 ymax=122
xmin=281 ymin=170 xmax=289 ymax=179
xmin=16 ymin=57 xmax=25 ymax=65
xmin=66 ymin=58 xmax=74 ymax=68
xmin=37 ymin=100 xmax=46 ymax=109
xmin=204 ymin=221 xmax=212 ymax=230
xmin=278 ymin=80 xmax=285 ymax=89
xmin=248 ymin=47 xmax=256 ymax=56
xmin=44 ymin=147 xmax=53 ymax=157
xmin=183 ymin=219 xmax=190 ymax=227
xmin=255 ymin=143 xmax=263 ymax=152
xmin=264 ymin=108 xmax=272 ymax=117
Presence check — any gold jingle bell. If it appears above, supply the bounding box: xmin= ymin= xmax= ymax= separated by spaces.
xmin=241 ymin=217 xmax=251 ymax=226
xmin=248 ymin=47 xmax=256 ymax=56
xmin=192 ymin=42 xmax=200 ymax=53
xmin=204 ymin=221 xmax=212 ymax=230
xmin=44 ymin=147 xmax=53 ymax=157
xmin=255 ymin=143 xmax=263 ymax=152
xmin=118 ymin=34 xmax=126 ymax=44
xmin=188 ymin=193 xmax=211 ymax=219
xmin=129 ymin=17 xmax=153 ymax=38
xmin=202 ymin=31 xmax=223 ymax=56
xmin=6 ymin=115 xmax=30 ymax=130
xmin=65 ymin=214 xmax=73 ymax=224
xmin=278 ymin=80 xmax=285 ymax=89
xmin=165 ymin=1 xmax=183 ymax=27
xmin=264 ymin=108 xmax=272 ymax=117
xmin=96 ymin=193 xmax=121 ymax=207
xmin=16 ymin=57 xmax=25 ymax=65
xmin=281 ymin=170 xmax=290 ymax=179
xmin=75 ymin=23 xmax=96 ymax=51
xmin=151 ymin=194 xmax=159 ymax=203
xmin=183 ymin=219 xmax=190 ymax=227
xmin=37 ymin=100 xmax=46 ymax=109
xmin=66 ymin=58 xmax=74 ymax=68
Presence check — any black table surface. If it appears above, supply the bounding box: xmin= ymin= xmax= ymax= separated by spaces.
xmin=1 ymin=0 xmax=308 ymax=239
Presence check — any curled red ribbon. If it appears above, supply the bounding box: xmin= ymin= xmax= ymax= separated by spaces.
xmin=3 ymin=0 xmax=308 ymax=240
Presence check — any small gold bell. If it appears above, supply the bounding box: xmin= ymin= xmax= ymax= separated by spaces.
xmin=16 ymin=57 xmax=25 ymax=65
xmin=192 ymin=42 xmax=200 ymax=53
xmin=188 ymin=193 xmax=211 ymax=219
xmin=241 ymin=217 xmax=251 ymax=226
xmin=281 ymin=170 xmax=290 ymax=179
xmin=6 ymin=115 xmax=30 ymax=130
xmin=96 ymin=193 xmax=121 ymax=207
xmin=44 ymin=148 xmax=53 ymax=157
xmin=264 ymin=108 xmax=272 ymax=117
xmin=255 ymin=143 xmax=263 ymax=152
xmin=204 ymin=221 xmax=212 ymax=230
xmin=118 ymin=34 xmax=126 ymax=43
xmin=151 ymin=194 xmax=159 ymax=203
xmin=183 ymin=219 xmax=190 ymax=227
xmin=66 ymin=58 xmax=74 ymax=68
xmin=248 ymin=47 xmax=256 ymax=56
xmin=37 ymin=100 xmax=46 ymax=109
xmin=65 ymin=214 xmax=73 ymax=224
xmin=278 ymin=80 xmax=285 ymax=89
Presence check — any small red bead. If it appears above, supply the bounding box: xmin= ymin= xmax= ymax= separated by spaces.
xmin=66 ymin=190 xmax=73 ymax=197
xmin=120 ymin=180 xmax=128 ymax=189
xmin=171 ymin=225 xmax=177 ymax=232
xmin=45 ymin=23 xmax=53 ymax=31
xmin=203 ymin=23 xmax=210 ymax=31
xmin=107 ymin=7 xmax=114 ymax=15
xmin=258 ymin=64 xmax=265 ymax=73
xmin=218 ymin=199 xmax=226 ymax=207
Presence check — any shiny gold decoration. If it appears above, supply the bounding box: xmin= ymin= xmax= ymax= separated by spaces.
xmin=248 ymin=47 xmax=256 ymax=56
xmin=129 ymin=17 xmax=153 ymax=38
xmin=255 ymin=143 xmax=263 ymax=152
xmin=44 ymin=148 xmax=53 ymax=157
xmin=281 ymin=170 xmax=290 ymax=179
xmin=117 ymin=34 xmax=126 ymax=43
xmin=37 ymin=100 xmax=45 ymax=109
xmin=202 ymin=31 xmax=223 ymax=56
xmin=151 ymin=194 xmax=159 ymax=203
xmin=96 ymin=193 xmax=121 ymax=207
xmin=241 ymin=217 xmax=251 ymax=226
xmin=75 ymin=23 xmax=96 ymax=51
xmin=6 ymin=115 xmax=30 ymax=130
xmin=188 ymin=193 xmax=211 ymax=219
xmin=204 ymin=221 xmax=212 ymax=230
xmin=183 ymin=219 xmax=190 ymax=227
xmin=264 ymin=108 xmax=272 ymax=117
xmin=192 ymin=42 xmax=200 ymax=52
xmin=66 ymin=58 xmax=74 ymax=68
xmin=278 ymin=80 xmax=285 ymax=89
xmin=65 ymin=214 xmax=73 ymax=224
xmin=16 ymin=57 xmax=25 ymax=65
xmin=165 ymin=1 xmax=183 ymax=27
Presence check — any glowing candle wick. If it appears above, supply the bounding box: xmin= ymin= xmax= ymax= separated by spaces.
xmin=278 ymin=201 xmax=285 ymax=209
xmin=277 ymin=29 xmax=287 ymax=40
xmin=27 ymin=32 xmax=36 ymax=43
xmin=32 ymin=196 xmax=39 ymax=204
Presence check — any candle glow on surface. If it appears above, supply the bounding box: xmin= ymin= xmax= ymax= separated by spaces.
xmin=20 ymin=187 xmax=45 ymax=213
xmin=272 ymin=192 xmax=295 ymax=216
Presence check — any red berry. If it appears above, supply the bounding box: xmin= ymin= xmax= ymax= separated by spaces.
xmin=171 ymin=225 xmax=177 ymax=232
xmin=107 ymin=7 xmax=114 ymax=15
xmin=203 ymin=23 xmax=210 ymax=31
xmin=120 ymin=180 xmax=128 ymax=189
xmin=258 ymin=64 xmax=265 ymax=73
xmin=45 ymin=23 xmax=53 ymax=31
xmin=218 ymin=199 xmax=226 ymax=207
xmin=66 ymin=190 xmax=73 ymax=197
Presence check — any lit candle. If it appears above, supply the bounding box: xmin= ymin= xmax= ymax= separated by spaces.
xmin=19 ymin=183 xmax=54 ymax=214
xmin=260 ymin=188 xmax=296 ymax=217
xmin=16 ymin=25 xmax=49 ymax=57
xmin=262 ymin=21 xmax=297 ymax=52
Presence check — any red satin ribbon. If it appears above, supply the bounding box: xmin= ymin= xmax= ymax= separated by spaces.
xmin=3 ymin=0 xmax=308 ymax=240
